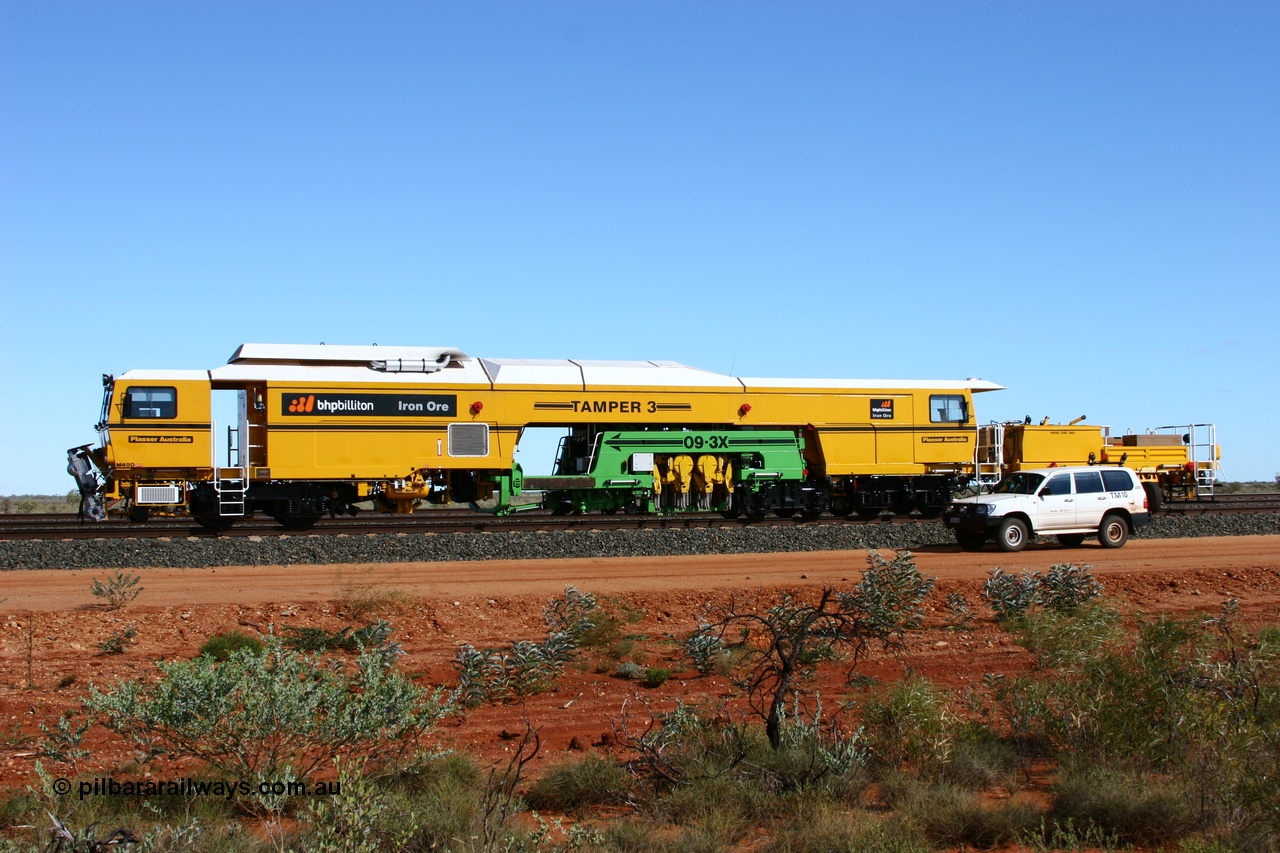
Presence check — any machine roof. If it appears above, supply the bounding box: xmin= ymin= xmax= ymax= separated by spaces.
xmin=212 ymin=344 xmax=1004 ymax=393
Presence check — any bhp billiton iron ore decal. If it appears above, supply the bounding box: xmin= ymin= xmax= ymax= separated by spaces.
xmin=870 ymin=399 xmax=894 ymax=420
xmin=284 ymin=393 xmax=457 ymax=417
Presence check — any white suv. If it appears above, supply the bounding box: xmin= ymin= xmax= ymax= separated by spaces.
xmin=944 ymin=466 xmax=1152 ymax=552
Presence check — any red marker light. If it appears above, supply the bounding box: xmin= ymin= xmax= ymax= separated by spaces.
xmin=739 ymin=403 xmax=752 ymax=416
xmin=471 ymin=401 xmax=484 ymax=414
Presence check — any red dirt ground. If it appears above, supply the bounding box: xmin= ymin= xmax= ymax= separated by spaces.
xmin=2 ymin=535 xmax=1279 ymax=823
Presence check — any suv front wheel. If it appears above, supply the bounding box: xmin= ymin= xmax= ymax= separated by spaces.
xmin=997 ymin=517 xmax=1029 ymax=552
xmin=1098 ymin=513 xmax=1130 ymax=549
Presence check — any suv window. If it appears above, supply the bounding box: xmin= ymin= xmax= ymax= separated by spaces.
xmin=1101 ymin=469 xmax=1136 ymax=491
xmin=929 ymin=394 xmax=968 ymax=424
xmin=124 ymin=386 xmax=177 ymax=419
xmin=1074 ymin=471 xmax=1104 ymax=494
xmin=1043 ymin=473 xmax=1073 ymax=496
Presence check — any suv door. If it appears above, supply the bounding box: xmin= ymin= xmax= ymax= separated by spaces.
xmin=1036 ymin=471 xmax=1076 ymax=531
xmin=1072 ymin=469 xmax=1108 ymax=528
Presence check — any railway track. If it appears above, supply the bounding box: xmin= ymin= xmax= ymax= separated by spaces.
xmin=2 ymin=494 xmax=1277 ymax=541
xmin=1157 ymin=492 xmax=1280 ymax=515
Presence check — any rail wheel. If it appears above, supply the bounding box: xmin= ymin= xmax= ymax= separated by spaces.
xmin=855 ymin=507 xmax=883 ymax=520
xmin=914 ymin=503 xmax=944 ymax=519
xmin=996 ymin=517 xmax=1029 ymax=552
xmin=1056 ymin=533 xmax=1086 ymax=548
xmin=193 ymin=511 xmax=236 ymax=531
xmin=273 ymin=512 xmax=321 ymax=531
xmin=1098 ymin=513 xmax=1129 ymax=548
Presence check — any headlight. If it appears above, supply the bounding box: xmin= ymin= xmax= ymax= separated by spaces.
xmin=975 ymin=504 xmax=993 ymax=516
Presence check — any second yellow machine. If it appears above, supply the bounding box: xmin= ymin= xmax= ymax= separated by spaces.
xmin=68 ymin=343 xmax=1004 ymax=528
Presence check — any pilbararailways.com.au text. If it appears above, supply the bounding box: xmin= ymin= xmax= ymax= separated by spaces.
xmin=62 ymin=776 xmax=342 ymax=801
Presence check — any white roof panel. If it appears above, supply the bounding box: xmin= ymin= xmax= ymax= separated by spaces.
xmin=228 ymin=343 xmax=467 ymax=364
xmin=576 ymin=360 xmax=743 ymax=389
xmin=118 ymin=369 xmax=210 ymax=381
xmin=210 ymin=363 xmax=490 ymax=386
xmin=740 ymin=378 xmax=1006 ymax=392
xmin=479 ymin=359 xmax=584 ymax=388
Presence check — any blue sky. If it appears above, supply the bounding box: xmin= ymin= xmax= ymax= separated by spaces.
xmin=2 ymin=2 xmax=1277 ymax=493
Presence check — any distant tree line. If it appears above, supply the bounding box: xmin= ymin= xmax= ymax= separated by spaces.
xmin=0 ymin=491 xmax=80 ymax=513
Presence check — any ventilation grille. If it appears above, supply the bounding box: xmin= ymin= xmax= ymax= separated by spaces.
xmin=136 ymin=485 xmax=182 ymax=505
xmin=448 ymin=423 xmax=489 ymax=457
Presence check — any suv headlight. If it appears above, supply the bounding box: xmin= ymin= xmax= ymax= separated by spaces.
xmin=975 ymin=504 xmax=993 ymax=516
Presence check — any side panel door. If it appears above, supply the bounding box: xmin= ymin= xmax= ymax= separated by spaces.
xmin=1036 ymin=472 xmax=1077 ymax=531
xmin=1072 ymin=470 xmax=1109 ymax=528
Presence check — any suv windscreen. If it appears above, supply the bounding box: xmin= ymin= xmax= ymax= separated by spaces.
xmin=992 ymin=472 xmax=1045 ymax=495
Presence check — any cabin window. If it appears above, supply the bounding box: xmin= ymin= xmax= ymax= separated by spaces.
xmin=124 ymin=386 xmax=177 ymax=419
xmin=929 ymin=394 xmax=967 ymax=423
xmin=1074 ymin=470 xmax=1105 ymax=494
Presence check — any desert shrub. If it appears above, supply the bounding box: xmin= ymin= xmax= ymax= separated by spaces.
xmin=89 ymin=571 xmax=143 ymax=610
xmin=750 ymin=702 xmax=870 ymax=798
xmin=643 ymin=667 xmax=673 ymax=688
xmin=936 ymin=725 xmax=1021 ymax=792
xmin=453 ymin=589 xmax=603 ymax=706
xmin=943 ymin=592 xmax=977 ymax=630
xmin=454 ymin=630 xmax=578 ymax=705
xmin=1037 ymin=563 xmax=1105 ymax=611
xmin=87 ymin=635 xmax=451 ymax=782
xmin=198 ymin=630 xmax=263 ymax=661
xmin=984 ymin=598 xmax=1280 ymax=846
xmin=886 ymin=775 xmax=1040 ymax=847
xmin=1050 ymin=760 xmax=1193 ymax=844
xmin=859 ymin=676 xmax=954 ymax=771
xmin=279 ymin=619 xmax=396 ymax=654
xmin=613 ymin=661 xmax=645 ymax=680
xmin=710 ymin=550 xmax=936 ymax=751
xmin=1015 ymin=603 xmax=1122 ymax=670
xmin=523 ymin=755 xmax=632 ymax=812
xmin=764 ymin=804 xmax=930 ymax=853
xmin=984 ymin=563 xmax=1103 ymax=620
xmin=544 ymin=585 xmax=598 ymax=641
xmin=683 ymin=628 xmax=727 ymax=674
xmin=654 ymin=772 xmax=777 ymax=834
xmin=97 ymin=624 xmax=137 ymax=655
xmin=305 ymin=759 xmax=419 ymax=853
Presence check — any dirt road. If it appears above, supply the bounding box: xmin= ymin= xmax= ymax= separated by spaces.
xmin=4 ymin=535 xmax=1278 ymax=612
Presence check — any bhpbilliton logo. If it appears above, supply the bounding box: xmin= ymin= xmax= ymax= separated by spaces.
xmin=288 ymin=395 xmax=316 ymax=413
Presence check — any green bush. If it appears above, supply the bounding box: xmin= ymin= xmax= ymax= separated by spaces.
xmin=1051 ymin=761 xmax=1192 ymax=844
xmin=984 ymin=563 xmax=1104 ymax=620
xmin=197 ymin=630 xmax=263 ymax=661
xmin=89 ymin=571 xmax=143 ymax=610
xmin=860 ymin=676 xmax=954 ymax=771
xmin=88 ymin=635 xmax=451 ymax=782
xmin=643 ymin=667 xmax=673 ymax=688
xmin=194 ymin=625 xmax=262 ymax=655
xmin=96 ymin=625 xmax=137 ymax=656
xmin=523 ymin=755 xmax=632 ymax=812
xmin=764 ymin=807 xmax=931 ymax=853
xmin=887 ymin=775 xmax=1041 ymax=847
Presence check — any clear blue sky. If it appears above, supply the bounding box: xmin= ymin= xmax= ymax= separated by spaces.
xmin=2 ymin=2 xmax=1277 ymax=493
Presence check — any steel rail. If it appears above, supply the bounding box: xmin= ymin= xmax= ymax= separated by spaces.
xmin=2 ymin=494 xmax=1277 ymax=541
